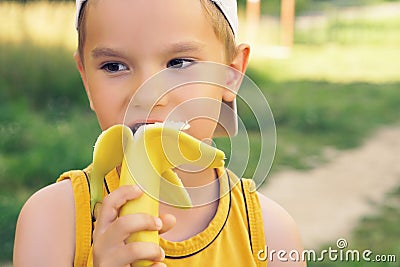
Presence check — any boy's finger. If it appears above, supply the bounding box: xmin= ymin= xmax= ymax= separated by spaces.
xmin=102 ymin=214 xmax=162 ymax=246
xmin=114 ymin=242 xmax=165 ymax=266
xmin=159 ymin=213 xmax=176 ymax=234
xmin=95 ymin=185 xmax=143 ymax=234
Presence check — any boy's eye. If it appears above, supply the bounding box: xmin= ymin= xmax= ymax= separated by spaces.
xmin=101 ymin=62 xmax=129 ymax=73
xmin=167 ymin=59 xmax=194 ymax=69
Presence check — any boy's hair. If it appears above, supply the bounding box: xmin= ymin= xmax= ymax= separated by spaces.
xmin=77 ymin=0 xmax=237 ymax=63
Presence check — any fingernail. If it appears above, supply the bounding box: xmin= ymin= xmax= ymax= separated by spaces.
xmin=131 ymin=185 xmax=142 ymax=194
xmin=154 ymin=217 xmax=163 ymax=230
xmin=160 ymin=247 xmax=165 ymax=261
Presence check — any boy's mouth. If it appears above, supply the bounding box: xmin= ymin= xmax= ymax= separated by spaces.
xmin=129 ymin=122 xmax=156 ymax=135
xmin=129 ymin=121 xmax=190 ymax=135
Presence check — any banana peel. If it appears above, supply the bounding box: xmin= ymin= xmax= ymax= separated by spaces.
xmin=89 ymin=122 xmax=225 ymax=266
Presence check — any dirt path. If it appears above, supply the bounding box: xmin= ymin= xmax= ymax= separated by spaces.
xmin=259 ymin=126 xmax=400 ymax=249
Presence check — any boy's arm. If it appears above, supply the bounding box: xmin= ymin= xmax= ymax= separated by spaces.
xmin=257 ymin=192 xmax=307 ymax=267
xmin=14 ymin=180 xmax=76 ymax=267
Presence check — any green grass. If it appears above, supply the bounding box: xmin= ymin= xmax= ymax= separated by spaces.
xmin=0 ymin=39 xmax=100 ymax=261
xmin=237 ymin=0 xmax=400 ymax=16
xmin=351 ymin=185 xmax=400 ymax=256
xmin=0 ymin=191 xmax=26 ymax=262
xmin=307 ymin=185 xmax=400 ymax=267
xmin=0 ymin=42 xmax=87 ymax=110
xmin=251 ymin=45 xmax=400 ymax=83
xmin=242 ymin=68 xmax=400 ymax=173
xmin=295 ymin=18 xmax=400 ymax=46
xmin=0 ymin=106 xmax=99 ymax=191
xmin=0 ymin=101 xmax=99 ymax=261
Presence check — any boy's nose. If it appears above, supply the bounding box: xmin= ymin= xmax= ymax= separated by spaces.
xmin=133 ymin=86 xmax=168 ymax=108
xmin=131 ymin=67 xmax=170 ymax=108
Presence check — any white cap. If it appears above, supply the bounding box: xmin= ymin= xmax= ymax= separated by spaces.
xmin=75 ymin=0 xmax=238 ymax=36
xmin=210 ymin=0 xmax=238 ymax=36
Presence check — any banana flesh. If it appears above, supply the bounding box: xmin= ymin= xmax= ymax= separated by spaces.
xmin=89 ymin=123 xmax=225 ymax=266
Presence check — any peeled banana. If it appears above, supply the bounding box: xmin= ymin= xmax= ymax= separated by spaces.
xmin=89 ymin=122 xmax=225 ymax=266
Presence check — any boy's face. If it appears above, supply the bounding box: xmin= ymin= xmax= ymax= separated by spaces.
xmin=76 ymin=0 xmax=245 ymax=141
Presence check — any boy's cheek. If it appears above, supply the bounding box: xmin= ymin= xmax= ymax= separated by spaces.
xmin=166 ymin=97 xmax=221 ymax=126
xmin=187 ymin=119 xmax=218 ymax=141
xmin=90 ymin=95 xmax=127 ymax=129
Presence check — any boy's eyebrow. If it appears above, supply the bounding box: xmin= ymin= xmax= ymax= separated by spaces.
xmin=91 ymin=47 xmax=127 ymax=59
xmin=90 ymin=41 xmax=204 ymax=59
xmin=166 ymin=41 xmax=205 ymax=54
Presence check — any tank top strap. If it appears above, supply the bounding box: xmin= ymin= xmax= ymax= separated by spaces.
xmin=239 ymin=178 xmax=267 ymax=267
xmin=57 ymin=169 xmax=92 ymax=267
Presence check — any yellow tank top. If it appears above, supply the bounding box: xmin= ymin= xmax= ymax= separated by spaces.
xmin=57 ymin=167 xmax=267 ymax=267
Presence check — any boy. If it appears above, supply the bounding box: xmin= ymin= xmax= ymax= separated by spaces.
xmin=14 ymin=0 xmax=306 ymax=266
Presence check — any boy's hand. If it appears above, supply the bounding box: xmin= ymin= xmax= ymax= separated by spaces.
xmin=92 ymin=185 xmax=175 ymax=267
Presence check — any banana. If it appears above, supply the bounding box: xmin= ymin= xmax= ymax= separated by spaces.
xmin=89 ymin=122 xmax=225 ymax=266
xmin=89 ymin=124 xmax=126 ymax=215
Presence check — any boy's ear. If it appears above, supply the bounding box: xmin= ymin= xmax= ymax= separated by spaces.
xmin=223 ymin=43 xmax=251 ymax=103
xmin=73 ymin=52 xmax=95 ymax=111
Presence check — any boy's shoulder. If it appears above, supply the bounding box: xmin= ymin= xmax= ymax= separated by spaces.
xmin=257 ymin=191 xmax=306 ymax=266
xmin=17 ymin=179 xmax=75 ymax=225
xmin=14 ymin=180 xmax=75 ymax=265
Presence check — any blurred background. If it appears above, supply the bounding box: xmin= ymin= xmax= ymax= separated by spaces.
xmin=1 ymin=0 xmax=399 ymax=265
